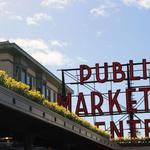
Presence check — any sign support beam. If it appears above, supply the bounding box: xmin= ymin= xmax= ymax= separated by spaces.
xmin=127 ymin=65 xmax=134 ymax=139
xmin=62 ymin=70 xmax=66 ymax=102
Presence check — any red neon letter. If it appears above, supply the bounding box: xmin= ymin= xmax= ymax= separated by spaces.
xmin=110 ymin=121 xmax=123 ymax=139
xmin=126 ymin=88 xmax=137 ymax=113
xmin=95 ymin=122 xmax=105 ymax=129
xmin=96 ymin=63 xmax=108 ymax=83
xmin=139 ymin=87 xmax=150 ymax=112
xmin=113 ymin=62 xmax=126 ymax=82
xmin=129 ymin=60 xmax=140 ymax=80
xmin=91 ymin=92 xmax=104 ymax=115
xmin=80 ymin=65 xmax=91 ymax=84
xmin=127 ymin=120 xmax=140 ymax=138
xmin=109 ymin=89 xmax=122 ymax=114
xmin=145 ymin=119 xmax=150 ymax=137
xmin=57 ymin=93 xmax=72 ymax=112
xmin=75 ymin=92 xmax=88 ymax=116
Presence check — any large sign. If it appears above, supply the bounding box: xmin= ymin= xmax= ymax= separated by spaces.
xmin=58 ymin=59 xmax=150 ymax=139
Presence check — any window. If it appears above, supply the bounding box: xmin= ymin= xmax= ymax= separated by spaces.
xmin=46 ymin=88 xmax=51 ymax=101
xmin=53 ymin=92 xmax=56 ymax=102
xmin=42 ymin=83 xmax=46 ymax=97
xmin=27 ymin=74 xmax=33 ymax=89
xmin=36 ymin=79 xmax=42 ymax=92
xmin=32 ymin=77 xmax=36 ymax=88
xmin=21 ymin=69 xmax=26 ymax=83
xmin=15 ymin=66 xmax=21 ymax=81
xmin=15 ymin=66 xmax=27 ymax=83
xmin=50 ymin=90 xmax=53 ymax=102
xmin=51 ymin=90 xmax=56 ymax=102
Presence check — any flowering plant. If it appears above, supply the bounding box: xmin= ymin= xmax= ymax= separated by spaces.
xmin=112 ymin=137 xmax=150 ymax=144
xmin=0 ymin=70 xmax=110 ymax=138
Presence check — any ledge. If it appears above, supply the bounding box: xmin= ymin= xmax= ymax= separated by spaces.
xmin=0 ymin=85 xmax=120 ymax=150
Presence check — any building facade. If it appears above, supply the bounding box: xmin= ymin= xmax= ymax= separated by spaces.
xmin=0 ymin=41 xmax=120 ymax=150
xmin=0 ymin=41 xmax=72 ymax=103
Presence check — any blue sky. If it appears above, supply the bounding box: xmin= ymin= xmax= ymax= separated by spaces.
xmin=0 ymin=0 xmax=150 ymax=78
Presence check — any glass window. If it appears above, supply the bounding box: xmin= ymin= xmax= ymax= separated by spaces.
xmin=32 ymin=77 xmax=36 ymax=87
xmin=50 ymin=90 xmax=54 ymax=102
xmin=42 ymin=83 xmax=46 ymax=97
xmin=53 ymin=92 xmax=56 ymax=102
xmin=27 ymin=74 xmax=33 ymax=89
xmin=50 ymin=90 xmax=56 ymax=102
xmin=21 ymin=69 xmax=26 ymax=83
xmin=36 ymin=78 xmax=42 ymax=92
xmin=15 ymin=66 xmax=21 ymax=81
xmin=46 ymin=88 xmax=51 ymax=101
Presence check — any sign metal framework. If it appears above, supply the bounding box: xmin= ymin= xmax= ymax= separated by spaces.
xmin=59 ymin=59 xmax=150 ymax=139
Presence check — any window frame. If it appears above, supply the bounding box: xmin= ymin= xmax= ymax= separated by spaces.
xmin=27 ymin=73 xmax=34 ymax=90
xmin=21 ymin=68 xmax=27 ymax=83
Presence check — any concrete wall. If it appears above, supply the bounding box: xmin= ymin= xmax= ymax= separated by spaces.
xmin=0 ymin=53 xmax=14 ymax=76
xmin=0 ymin=51 xmax=59 ymax=101
xmin=0 ymin=53 xmax=14 ymax=62
xmin=0 ymin=41 xmax=72 ymax=100
xmin=0 ymin=85 xmax=120 ymax=150
xmin=0 ymin=61 xmax=13 ymax=76
xmin=122 ymin=146 xmax=150 ymax=150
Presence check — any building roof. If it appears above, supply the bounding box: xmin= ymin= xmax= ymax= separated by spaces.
xmin=0 ymin=41 xmax=73 ymax=93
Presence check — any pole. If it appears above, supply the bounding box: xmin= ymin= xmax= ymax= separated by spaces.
xmin=127 ymin=65 xmax=134 ymax=139
xmin=62 ymin=70 xmax=66 ymax=102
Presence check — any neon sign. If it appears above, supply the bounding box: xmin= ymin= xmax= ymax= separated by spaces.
xmin=58 ymin=59 xmax=150 ymax=139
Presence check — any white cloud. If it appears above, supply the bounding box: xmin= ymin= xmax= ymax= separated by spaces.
xmin=0 ymin=0 xmax=12 ymax=16
xmin=123 ymin=0 xmax=137 ymax=6
xmin=26 ymin=13 xmax=52 ymax=26
xmin=0 ymin=1 xmax=23 ymax=21
xmin=41 ymin=0 xmax=74 ymax=9
xmin=9 ymin=15 xmax=23 ymax=21
xmin=5 ymin=12 xmax=53 ymax=26
xmin=0 ymin=38 xmax=7 ymax=41
xmin=90 ymin=1 xmax=118 ymax=17
xmin=12 ymin=39 xmax=48 ymax=51
xmin=31 ymin=50 xmax=68 ymax=66
xmin=50 ymin=40 xmax=68 ymax=48
xmin=90 ymin=7 xmax=106 ymax=17
xmin=77 ymin=57 xmax=87 ymax=63
xmin=65 ymin=56 xmax=88 ymax=67
xmin=0 ymin=0 xmax=8 ymax=7
xmin=123 ymin=0 xmax=150 ymax=9
xmin=0 ymin=1 xmax=52 ymax=26
xmin=0 ymin=38 xmax=86 ymax=67
xmin=7 ymin=38 xmax=69 ymax=66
